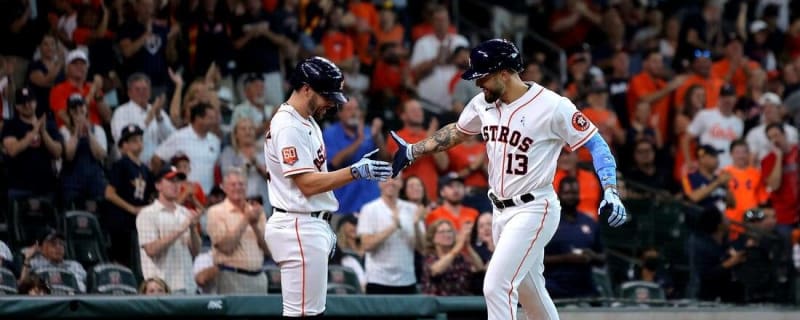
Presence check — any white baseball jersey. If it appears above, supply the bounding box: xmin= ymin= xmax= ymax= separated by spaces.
xmin=687 ymin=108 xmax=744 ymax=168
xmin=456 ymin=83 xmax=598 ymax=199
xmin=264 ymin=103 xmax=339 ymax=212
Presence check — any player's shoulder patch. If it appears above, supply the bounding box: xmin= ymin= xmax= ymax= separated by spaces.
xmin=571 ymin=112 xmax=590 ymax=132
xmin=282 ymin=146 xmax=298 ymax=165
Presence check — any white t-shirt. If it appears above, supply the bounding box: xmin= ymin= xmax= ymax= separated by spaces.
xmin=264 ymin=104 xmax=338 ymax=212
xmin=0 ymin=240 xmax=11 ymax=262
xmin=155 ymin=127 xmax=221 ymax=193
xmin=457 ymin=83 xmax=597 ymax=198
xmin=356 ymin=197 xmax=419 ymax=287
xmin=136 ymin=200 xmax=197 ymax=294
xmin=687 ymin=109 xmax=744 ymax=168
xmin=745 ymin=123 xmax=799 ymax=161
xmin=410 ymin=33 xmax=469 ymax=114
xmin=111 ymin=100 xmax=175 ymax=163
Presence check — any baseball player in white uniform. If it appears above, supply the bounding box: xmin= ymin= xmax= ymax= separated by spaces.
xmin=264 ymin=57 xmax=392 ymax=318
xmin=390 ymin=39 xmax=627 ymax=320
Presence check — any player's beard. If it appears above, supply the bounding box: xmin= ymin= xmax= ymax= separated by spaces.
xmin=309 ymin=95 xmax=332 ymax=118
xmin=482 ymin=79 xmax=504 ymax=104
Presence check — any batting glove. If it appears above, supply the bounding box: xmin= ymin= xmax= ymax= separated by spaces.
xmin=350 ymin=149 xmax=392 ymax=181
xmin=599 ymin=188 xmax=627 ymax=227
xmin=389 ymin=131 xmax=414 ymax=178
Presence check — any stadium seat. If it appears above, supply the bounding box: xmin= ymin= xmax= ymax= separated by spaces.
xmin=11 ymin=197 xmax=60 ymax=247
xmin=63 ymin=211 xmax=109 ymax=271
xmin=592 ymin=267 xmax=614 ymax=299
xmin=35 ymin=266 xmax=80 ymax=295
xmin=327 ymin=283 xmax=360 ymax=295
xmin=90 ymin=263 xmax=138 ymax=295
xmin=0 ymin=267 xmax=17 ymax=294
xmin=328 ymin=265 xmax=361 ymax=294
xmin=265 ymin=265 xmax=282 ymax=294
xmin=619 ymin=280 xmax=666 ymax=302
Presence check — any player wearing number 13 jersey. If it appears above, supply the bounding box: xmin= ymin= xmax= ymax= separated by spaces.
xmin=389 ymin=39 xmax=628 ymax=320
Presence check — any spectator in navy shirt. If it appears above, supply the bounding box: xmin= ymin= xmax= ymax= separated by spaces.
xmin=118 ymin=0 xmax=180 ymax=95
xmin=103 ymin=124 xmax=153 ymax=267
xmin=544 ymin=176 xmax=605 ymax=299
xmin=231 ymin=0 xmax=293 ymax=107
xmin=682 ymin=144 xmax=732 ymax=212
xmin=323 ymin=97 xmax=387 ymax=215
xmin=1 ymin=87 xmax=63 ymax=200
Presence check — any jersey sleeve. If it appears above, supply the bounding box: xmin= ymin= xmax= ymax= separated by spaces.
xmin=456 ymin=97 xmax=482 ymax=135
xmin=551 ymin=97 xmax=598 ymax=151
xmin=272 ymin=125 xmax=317 ymax=177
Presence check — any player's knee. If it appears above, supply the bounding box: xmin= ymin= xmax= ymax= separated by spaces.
xmin=483 ymin=277 xmax=508 ymax=298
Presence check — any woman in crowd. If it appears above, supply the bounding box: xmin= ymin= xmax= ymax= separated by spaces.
xmin=139 ymin=277 xmax=170 ymax=295
xmin=59 ymin=94 xmax=107 ymax=207
xmin=675 ymin=84 xmax=705 ymax=182
xmin=219 ymin=117 xmax=269 ymax=208
xmin=28 ymin=34 xmax=65 ymax=117
xmin=332 ymin=215 xmax=366 ymax=292
xmin=422 ymin=219 xmax=484 ymax=296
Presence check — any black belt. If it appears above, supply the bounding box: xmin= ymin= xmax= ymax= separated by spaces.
xmin=489 ymin=192 xmax=536 ymax=209
xmin=273 ymin=207 xmax=332 ymax=222
xmin=217 ymin=264 xmax=263 ymax=276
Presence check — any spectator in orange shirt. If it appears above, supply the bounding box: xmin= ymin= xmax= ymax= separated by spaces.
xmin=369 ymin=42 xmax=412 ymax=120
xmin=445 ymin=134 xmax=489 ymax=212
xmin=722 ymin=140 xmax=765 ymax=239
xmin=674 ymin=49 xmax=724 ymax=111
xmin=171 ymin=153 xmax=207 ymax=212
xmin=386 ymin=99 xmax=447 ymax=201
xmin=320 ymin=6 xmax=356 ymax=70
xmin=579 ymin=81 xmax=625 ymax=162
xmin=627 ymin=49 xmax=687 ymax=139
xmin=49 ymin=50 xmax=111 ymax=128
xmin=374 ymin=6 xmax=404 ymax=50
xmin=425 ymin=173 xmax=479 ymax=232
xmin=711 ymin=33 xmax=761 ymax=97
xmin=553 ymin=149 xmax=601 ymax=219
xmin=349 ymin=0 xmax=379 ymax=67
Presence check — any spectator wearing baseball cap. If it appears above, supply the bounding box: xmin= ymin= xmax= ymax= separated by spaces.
xmin=711 ymin=32 xmax=762 ymax=97
xmin=49 ymin=49 xmax=111 ymax=128
xmin=137 ymin=165 xmax=202 ymax=295
xmin=171 ymin=152 xmax=207 ymax=212
xmin=1 ymin=87 xmax=64 ymax=200
xmin=231 ymin=73 xmax=271 ymax=135
xmin=674 ymin=48 xmax=725 ymax=112
xmin=424 ymin=173 xmax=479 ymax=231
xmin=59 ymin=94 xmax=109 ymax=205
xmin=104 ymin=124 xmax=154 ymax=268
xmin=745 ymin=20 xmax=777 ymax=72
xmin=682 ymin=144 xmax=731 ymax=212
xmin=19 ymin=228 xmax=87 ymax=293
xmin=744 ymin=92 xmax=799 ymax=161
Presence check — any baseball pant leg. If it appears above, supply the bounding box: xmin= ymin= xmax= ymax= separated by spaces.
xmin=484 ymin=198 xmax=559 ymax=320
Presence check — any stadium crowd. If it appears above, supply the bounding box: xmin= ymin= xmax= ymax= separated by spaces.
xmin=0 ymin=0 xmax=799 ymax=305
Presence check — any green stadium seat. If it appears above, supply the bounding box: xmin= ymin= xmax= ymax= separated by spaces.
xmin=265 ymin=265 xmax=282 ymax=294
xmin=90 ymin=263 xmax=138 ymax=295
xmin=619 ymin=280 xmax=666 ymax=302
xmin=0 ymin=267 xmax=17 ymax=294
xmin=328 ymin=265 xmax=361 ymax=294
xmin=592 ymin=267 xmax=614 ymax=299
xmin=11 ymin=197 xmax=59 ymax=247
xmin=35 ymin=266 xmax=80 ymax=295
xmin=64 ymin=211 xmax=109 ymax=271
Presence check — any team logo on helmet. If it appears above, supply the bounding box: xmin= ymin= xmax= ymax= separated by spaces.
xmin=571 ymin=112 xmax=590 ymax=132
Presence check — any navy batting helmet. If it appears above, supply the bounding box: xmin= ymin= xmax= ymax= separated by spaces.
xmin=461 ymin=39 xmax=524 ymax=80
xmin=290 ymin=56 xmax=348 ymax=105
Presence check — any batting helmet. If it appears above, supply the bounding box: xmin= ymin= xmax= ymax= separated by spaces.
xmin=461 ymin=39 xmax=524 ymax=81
xmin=289 ymin=56 xmax=348 ymax=105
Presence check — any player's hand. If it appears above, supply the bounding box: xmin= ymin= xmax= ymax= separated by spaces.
xmin=599 ymin=188 xmax=626 ymax=227
xmin=389 ymin=131 xmax=414 ymax=178
xmin=350 ymin=149 xmax=392 ymax=181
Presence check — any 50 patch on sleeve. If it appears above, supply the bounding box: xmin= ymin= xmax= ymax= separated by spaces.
xmin=282 ymin=147 xmax=298 ymax=165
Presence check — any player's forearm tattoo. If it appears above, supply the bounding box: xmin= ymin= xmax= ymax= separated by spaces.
xmin=412 ymin=123 xmax=461 ymax=157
